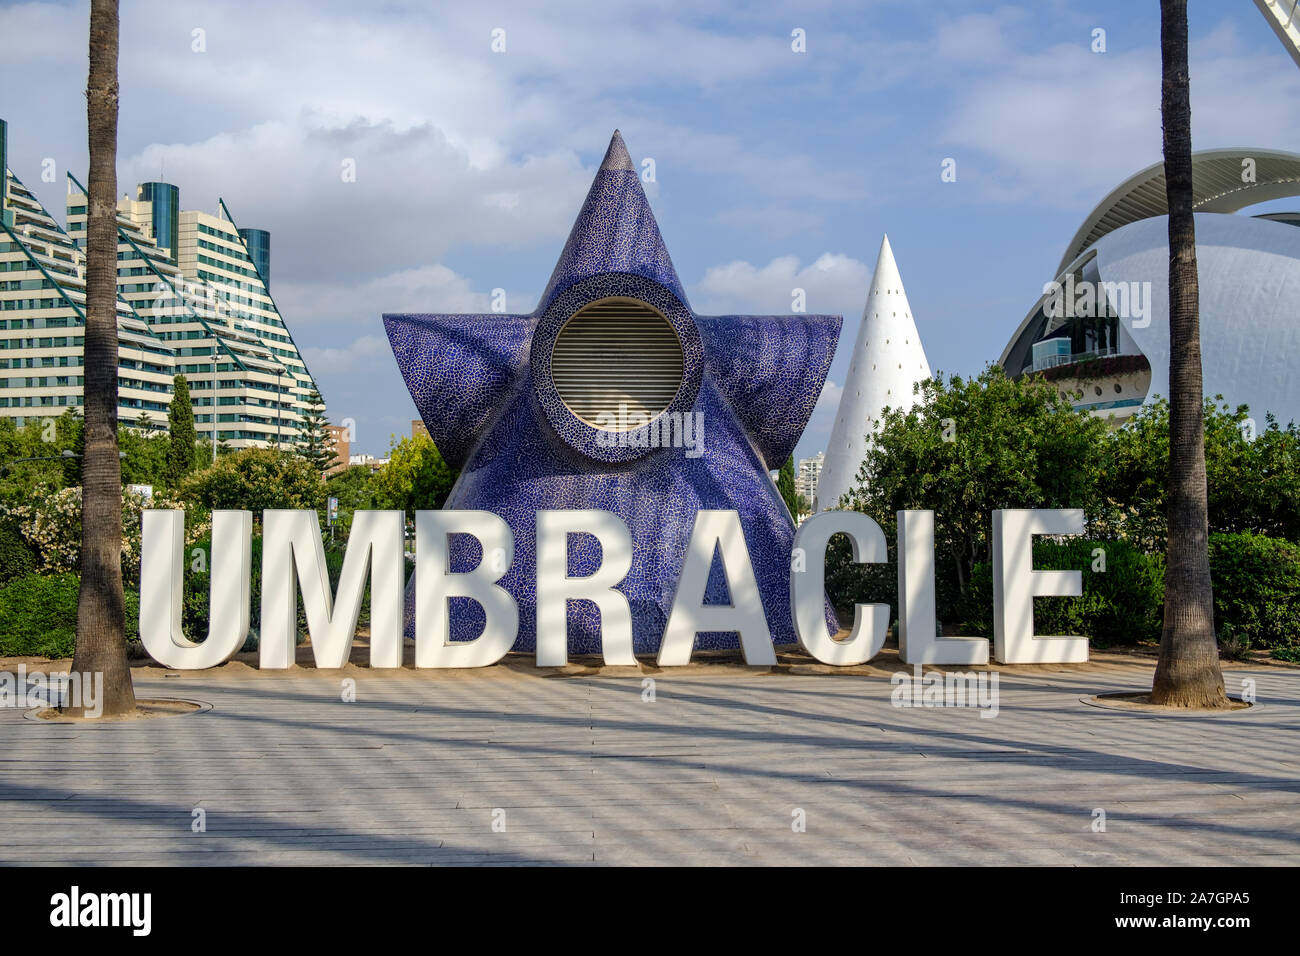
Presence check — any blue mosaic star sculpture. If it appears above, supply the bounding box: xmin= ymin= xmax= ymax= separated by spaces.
xmin=384 ymin=131 xmax=842 ymax=655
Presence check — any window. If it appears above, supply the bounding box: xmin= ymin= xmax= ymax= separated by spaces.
xmin=550 ymin=297 xmax=683 ymax=429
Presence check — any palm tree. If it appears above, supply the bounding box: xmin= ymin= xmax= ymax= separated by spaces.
xmin=1151 ymin=0 xmax=1227 ymax=708
xmin=69 ymin=0 xmax=135 ymax=717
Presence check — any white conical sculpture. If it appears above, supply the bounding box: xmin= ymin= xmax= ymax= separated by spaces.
xmin=816 ymin=235 xmax=932 ymax=510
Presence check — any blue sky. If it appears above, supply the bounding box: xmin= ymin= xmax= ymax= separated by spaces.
xmin=2 ymin=0 xmax=1299 ymax=461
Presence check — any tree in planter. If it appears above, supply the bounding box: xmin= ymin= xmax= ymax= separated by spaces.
xmin=296 ymin=388 xmax=335 ymax=475
xmin=1152 ymin=0 xmax=1227 ymax=707
xmin=70 ymin=0 xmax=135 ymax=716
xmin=777 ymin=455 xmax=798 ymax=518
xmin=165 ymin=374 xmax=197 ymax=487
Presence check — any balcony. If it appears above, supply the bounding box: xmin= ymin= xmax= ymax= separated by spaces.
xmin=1030 ymin=345 xmax=1119 ymax=372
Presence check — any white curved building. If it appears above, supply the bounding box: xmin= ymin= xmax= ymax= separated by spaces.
xmin=1001 ymin=149 xmax=1300 ymax=426
xmin=817 ymin=235 xmax=931 ymax=510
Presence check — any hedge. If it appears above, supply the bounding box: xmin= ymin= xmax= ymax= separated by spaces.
xmin=963 ymin=538 xmax=1165 ymax=645
xmin=1209 ymin=532 xmax=1300 ymax=655
xmin=2 ymin=531 xmax=1293 ymax=660
xmin=0 ymin=516 xmax=37 ymax=585
xmin=863 ymin=532 xmax=1298 ymax=654
xmin=0 ymin=572 xmax=140 ymax=659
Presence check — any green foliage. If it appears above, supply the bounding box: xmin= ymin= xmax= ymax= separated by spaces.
xmin=0 ymin=514 xmax=37 ymax=584
xmin=0 ymin=410 xmax=82 ymax=503
xmin=166 ymin=374 xmax=197 ymax=487
xmin=823 ymin=528 xmax=898 ymax=626
xmin=117 ymin=419 xmax=169 ymax=489
xmin=1 ymin=486 xmax=149 ymax=578
xmin=324 ymin=464 xmax=376 ymax=539
xmin=0 ymin=572 xmax=139 ymax=659
xmin=178 ymin=447 xmax=324 ymax=517
xmin=0 ymin=409 xmax=190 ymax=500
xmin=843 ymin=365 xmax=1107 ymax=624
xmin=179 ymin=535 xmax=414 ymax=649
xmin=182 ymin=537 xmax=266 ymax=648
xmin=370 ymin=434 xmax=456 ymax=520
xmin=1097 ymin=398 xmax=1300 ymax=551
xmin=962 ymin=538 xmax=1165 ymax=645
xmin=1208 ymin=533 xmax=1300 ymax=654
xmin=777 ymin=455 xmax=798 ymax=518
xmin=296 ymin=388 xmax=336 ymax=474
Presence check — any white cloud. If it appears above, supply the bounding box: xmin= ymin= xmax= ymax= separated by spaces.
xmin=934 ymin=11 xmax=1021 ymax=64
xmin=816 ymin=378 xmax=842 ymax=410
xmin=691 ymin=252 xmax=871 ymax=316
xmin=273 ymin=263 xmax=532 ymax=328
xmin=943 ymin=22 xmax=1300 ymax=206
xmin=119 ymin=117 xmax=590 ymax=281
xmin=301 ymin=335 xmax=391 ymax=376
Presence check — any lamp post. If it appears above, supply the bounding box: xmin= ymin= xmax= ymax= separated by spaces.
xmin=211 ymin=352 xmax=218 ymax=463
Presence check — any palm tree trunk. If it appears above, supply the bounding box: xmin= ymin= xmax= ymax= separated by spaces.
xmin=69 ymin=0 xmax=135 ymax=717
xmin=1151 ymin=0 xmax=1227 ymax=708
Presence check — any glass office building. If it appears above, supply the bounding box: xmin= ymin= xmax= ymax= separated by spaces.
xmin=137 ymin=181 xmax=180 ymax=263
xmin=238 ymin=228 xmax=270 ymax=288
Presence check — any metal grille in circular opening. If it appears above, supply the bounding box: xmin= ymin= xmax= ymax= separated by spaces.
xmin=551 ymin=297 xmax=684 ymax=430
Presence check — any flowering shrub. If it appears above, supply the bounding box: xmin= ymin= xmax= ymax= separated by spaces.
xmin=1 ymin=487 xmax=150 ymax=578
xmin=152 ymin=491 xmax=211 ymax=545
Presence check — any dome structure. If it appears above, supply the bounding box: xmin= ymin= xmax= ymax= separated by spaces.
xmin=1002 ymin=148 xmax=1300 ymax=426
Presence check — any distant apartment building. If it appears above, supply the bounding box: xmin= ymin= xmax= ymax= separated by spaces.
xmin=795 ymin=452 xmax=824 ymax=509
xmin=0 ymin=117 xmax=322 ymax=449
xmin=325 ymin=423 xmax=350 ymax=475
xmin=349 ymin=453 xmax=389 ymax=472
xmin=412 ymin=419 xmax=428 ymax=440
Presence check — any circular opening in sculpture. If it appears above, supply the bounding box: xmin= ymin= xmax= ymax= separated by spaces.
xmin=551 ymin=297 xmax=684 ymax=430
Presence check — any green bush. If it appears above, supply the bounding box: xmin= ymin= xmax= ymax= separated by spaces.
xmin=963 ymin=538 xmax=1164 ymax=646
xmin=178 ymin=447 xmax=323 ymax=515
xmin=824 ymin=530 xmax=897 ymax=627
xmin=1033 ymin=539 xmax=1164 ymax=645
xmin=0 ymin=516 xmax=37 ymax=585
xmin=1209 ymin=532 xmax=1300 ymax=654
xmin=182 ymin=536 xmax=266 ymax=650
xmin=0 ymin=572 xmax=139 ymax=659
